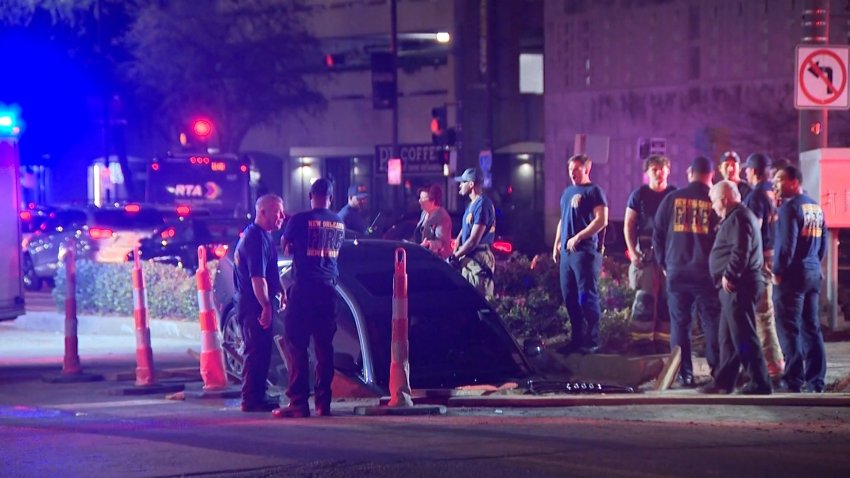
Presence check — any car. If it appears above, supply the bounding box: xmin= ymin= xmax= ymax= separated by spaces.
xmin=22 ymin=204 xmax=169 ymax=290
xmin=130 ymin=216 xmax=250 ymax=273
xmin=212 ymin=239 xmax=536 ymax=393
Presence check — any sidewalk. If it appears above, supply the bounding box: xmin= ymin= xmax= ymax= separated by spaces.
xmin=0 ymin=310 xmax=200 ymax=363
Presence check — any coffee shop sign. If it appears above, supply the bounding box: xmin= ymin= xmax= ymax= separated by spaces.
xmin=375 ymin=144 xmax=445 ymax=175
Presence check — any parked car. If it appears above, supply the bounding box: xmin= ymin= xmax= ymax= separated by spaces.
xmin=129 ymin=216 xmax=250 ymax=273
xmin=22 ymin=204 xmax=168 ymax=290
xmin=212 ymin=239 xmax=536 ymax=393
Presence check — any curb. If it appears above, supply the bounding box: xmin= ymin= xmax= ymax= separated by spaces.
xmin=14 ymin=311 xmax=201 ymax=341
xmin=445 ymin=392 xmax=850 ymax=408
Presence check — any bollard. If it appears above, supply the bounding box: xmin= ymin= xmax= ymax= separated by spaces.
xmin=194 ymin=246 xmax=235 ymax=395
xmin=43 ymin=240 xmax=103 ymax=383
xmin=132 ymin=249 xmax=157 ymax=386
xmin=388 ymin=247 xmax=413 ymax=407
xmin=62 ymin=243 xmax=81 ymax=375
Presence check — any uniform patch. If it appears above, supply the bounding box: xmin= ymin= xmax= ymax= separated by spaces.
xmin=801 ymin=203 xmax=824 ymax=238
xmin=671 ymin=197 xmax=712 ymax=234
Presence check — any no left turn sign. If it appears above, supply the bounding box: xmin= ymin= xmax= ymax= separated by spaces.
xmin=795 ymin=45 xmax=850 ymax=110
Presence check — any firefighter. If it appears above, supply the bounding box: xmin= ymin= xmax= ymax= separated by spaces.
xmin=772 ymin=165 xmax=827 ymax=393
xmin=338 ymin=184 xmax=369 ymax=237
xmin=653 ymin=156 xmax=720 ymax=387
xmin=275 ymin=178 xmax=345 ymax=417
xmin=553 ymin=154 xmax=608 ymax=355
xmin=719 ymin=151 xmax=751 ymax=199
xmin=623 ymin=154 xmax=676 ymax=354
xmin=741 ymin=153 xmax=785 ymax=381
xmin=451 ymin=168 xmax=496 ymax=299
xmin=233 ymin=194 xmax=285 ymax=412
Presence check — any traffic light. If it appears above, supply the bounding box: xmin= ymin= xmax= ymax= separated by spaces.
xmin=179 ymin=118 xmax=215 ymax=152
xmin=430 ymin=107 xmax=456 ymax=146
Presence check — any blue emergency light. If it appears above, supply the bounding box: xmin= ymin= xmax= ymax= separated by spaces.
xmin=0 ymin=104 xmax=24 ymax=138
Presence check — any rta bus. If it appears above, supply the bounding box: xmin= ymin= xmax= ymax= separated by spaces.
xmin=147 ymin=153 xmax=253 ymax=218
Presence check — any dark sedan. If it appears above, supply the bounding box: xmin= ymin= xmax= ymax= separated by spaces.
xmin=131 ymin=217 xmax=250 ymax=273
xmin=22 ymin=204 xmax=168 ymax=290
xmin=212 ymin=239 xmax=535 ymax=394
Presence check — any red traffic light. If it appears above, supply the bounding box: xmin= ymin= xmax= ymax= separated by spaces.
xmin=192 ymin=119 xmax=213 ymax=138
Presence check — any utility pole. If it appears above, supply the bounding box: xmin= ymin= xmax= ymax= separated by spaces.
xmin=799 ymin=0 xmax=830 ymax=157
xmin=390 ymin=0 xmax=401 ymax=209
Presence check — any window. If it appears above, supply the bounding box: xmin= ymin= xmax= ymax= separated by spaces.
xmin=519 ymin=53 xmax=544 ymax=94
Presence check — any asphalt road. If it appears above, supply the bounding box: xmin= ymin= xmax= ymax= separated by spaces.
xmin=0 ymin=360 xmax=849 ymax=478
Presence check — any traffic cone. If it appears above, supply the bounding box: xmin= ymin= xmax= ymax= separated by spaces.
xmin=353 ymin=247 xmax=445 ymax=416
xmin=193 ymin=246 xmax=239 ymax=398
xmin=388 ymin=247 xmax=413 ymax=407
xmin=43 ymin=240 xmax=103 ymax=383
xmin=113 ymin=249 xmax=183 ymax=395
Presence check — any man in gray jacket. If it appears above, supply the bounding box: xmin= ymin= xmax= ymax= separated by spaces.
xmin=699 ymin=180 xmax=772 ymax=395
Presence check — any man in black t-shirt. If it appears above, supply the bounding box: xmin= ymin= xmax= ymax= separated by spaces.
xmin=275 ymin=178 xmax=345 ymax=418
xmin=233 ymin=194 xmax=285 ymax=412
xmin=623 ymin=155 xmax=676 ymax=353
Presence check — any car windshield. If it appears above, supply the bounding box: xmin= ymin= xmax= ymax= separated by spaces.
xmin=93 ymin=209 xmax=164 ymax=229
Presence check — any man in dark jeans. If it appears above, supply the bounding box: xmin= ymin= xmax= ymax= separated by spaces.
xmin=553 ymin=154 xmax=608 ymax=355
xmin=772 ymin=165 xmax=827 ymax=393
xmin=233 ymin=194 xmax=285 ymax=412
xmin=654 ymin=156 xmax=721 ymax=387
xmin=275 ymin=178 xmax=345 ymax=418
xmin=699 ymin=180 xmax=771 ymax=395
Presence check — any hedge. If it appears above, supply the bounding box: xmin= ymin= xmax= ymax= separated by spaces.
xmin=491 ymin=254 xmax=634 ymax=354
xmin=51 ymin=260 xmax=217 ymax=321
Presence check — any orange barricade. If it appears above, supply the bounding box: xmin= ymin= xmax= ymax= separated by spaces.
xmin=195 ymin=246 xmax=229 ymax=390
xmin=132 ymin=249 xmax=157 ymax=386
xmin=388 ymin=247 xmax=413 ymax=407
xmin=62 ymin=242 xmax=82 ymax=375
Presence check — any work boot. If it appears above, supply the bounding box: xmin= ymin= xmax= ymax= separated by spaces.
xmin=738 ymin=383 xmax=772 ymax=395
xmin=272 ymin=404 xmax=310 ymax=418
xmin=697 ymin=382 xmax=732 ymax=395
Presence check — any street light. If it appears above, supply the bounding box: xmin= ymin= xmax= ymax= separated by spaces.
xmin=436 ymin=32 xmax=451 ymax=43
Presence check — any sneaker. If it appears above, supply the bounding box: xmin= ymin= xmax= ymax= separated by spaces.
xmin=241 ymin=400 xmax=279 ymax=412
xmin=677 ymin=375 xmax=698 ymax=389
xmin=578 ymin=345 xmax=600 ymax=355
xmin=775 ymin=380 xmax=802 ymax=393
xmin=738 ymin=383 xmax=772 ymax=395
xmin=697 ymin=382 xmax=732 ymax=395
xmin=272 ymin=405 xmax=310 ymax=418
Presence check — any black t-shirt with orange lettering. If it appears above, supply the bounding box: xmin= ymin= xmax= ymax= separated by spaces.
xmin=283 ymin=208 xmax=345 ymax=284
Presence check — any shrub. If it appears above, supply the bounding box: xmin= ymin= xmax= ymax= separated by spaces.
xmin=493 ymin=254 xmax=634 ymax=353
xmin=51 ymin=260 xmax=217 ymax=321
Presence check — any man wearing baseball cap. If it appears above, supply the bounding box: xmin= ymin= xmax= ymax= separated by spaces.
xmin=719 ymin=151 xmax=751 ymax=199
xmin=653 ymin=156 xmax=721 ymax=387
xmin=742 ymin=153 xmax=785 ymax=381
xmin=451 ymin=167 xmax=496 ymax=299
xmin=338 ymin=184 xmax=369 ymax=237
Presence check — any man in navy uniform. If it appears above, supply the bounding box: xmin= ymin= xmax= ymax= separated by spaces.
xmin=772 ymin=165 xmax=827 ymax=393
xmin=623 ymin=154 xmax=676 ymax=353
xmin=653 ymin=156 xmax=720 ymax=386
xmin=338 ymin=184 xmax=369 ymax=237
xmin=553 ymin=154 xmax=608 ymax=354
xmin=452 ymin=168 xmax=497 ymax=299
xmin=699 ymin=180 xmax=772 ymax=395
xmin=741 ymin=152 xmax=785 ymax=381
xmin=233 ymin=194 xmax=285 ymax=412
xmin=275 ymin=178 xmax=345 ymax=417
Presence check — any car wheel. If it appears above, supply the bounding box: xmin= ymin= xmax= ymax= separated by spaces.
xmin=221 ymin=307 xmax=245 ymax=383
xmin=22 ymin=255 xmax=42 ymax=291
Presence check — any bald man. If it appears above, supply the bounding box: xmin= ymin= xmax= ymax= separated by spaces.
xmin=700 ymin=181 xmax=771 ymax=395
xmin=233 ymin=194 xmax=285 ymax=412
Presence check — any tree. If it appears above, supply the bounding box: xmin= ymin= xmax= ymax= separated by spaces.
xmin=123 ymin=0 xmax=325 ymax=153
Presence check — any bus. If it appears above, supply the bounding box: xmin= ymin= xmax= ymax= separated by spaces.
xmin=146 ymin=152 xmax=253 ymax=218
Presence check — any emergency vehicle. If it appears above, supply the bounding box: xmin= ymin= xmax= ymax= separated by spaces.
xmin=0 ymin=105 xmax=26 ymax=321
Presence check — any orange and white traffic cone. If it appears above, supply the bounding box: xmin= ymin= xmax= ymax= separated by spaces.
xmin=44 ymin=240 xmax=103 ymax=383
xmin=195 ymin=246 xmax=229 ymax=390
xmin=388 ymin=247 xmax=413 ymax=407
xmin=132 ymin=249 xmax=156 ymax=386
